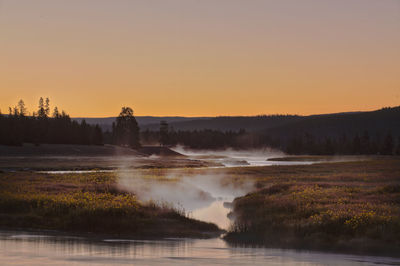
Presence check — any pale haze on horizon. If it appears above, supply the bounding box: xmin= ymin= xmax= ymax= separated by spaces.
xmin=0 ymin=0 xmax=399 ymax=117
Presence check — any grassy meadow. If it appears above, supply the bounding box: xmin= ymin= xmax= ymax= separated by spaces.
xmin=0 ymin=170 xmax=220 ymax=238
xmin=223 ymin=157 xmax=400 ymax=256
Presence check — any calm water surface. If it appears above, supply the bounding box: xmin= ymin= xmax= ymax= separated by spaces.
xmin=0 ymin=230 xmax=399 ymax=266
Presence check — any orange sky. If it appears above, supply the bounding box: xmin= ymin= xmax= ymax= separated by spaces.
xmin=1 ymin=0 xmax=399 ymax=117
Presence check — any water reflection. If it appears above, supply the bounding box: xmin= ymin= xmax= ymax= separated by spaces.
xmin=0 ymin=230 xmax=399 ymax=265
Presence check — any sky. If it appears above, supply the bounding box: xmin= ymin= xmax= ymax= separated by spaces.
xmin=1 ymin=0 xmax=399 ymax=117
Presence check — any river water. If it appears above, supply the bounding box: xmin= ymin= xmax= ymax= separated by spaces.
xmin=1 ymin=230 xmax=399 ymax=265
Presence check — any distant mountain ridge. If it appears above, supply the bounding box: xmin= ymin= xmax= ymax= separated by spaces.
xmin=264 ymin=106 xmax=400 ymax=141
xmin=73 ymin=116 xmax=209 ymax=131
xmin=72 ymin=107 xmax=400 ymax=136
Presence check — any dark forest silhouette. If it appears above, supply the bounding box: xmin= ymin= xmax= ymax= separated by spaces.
xmin=1 ymin=99 xmax=399 ymax=155
xmin=140 ymin=107 xmax=400 ymax=155
xmin=141 ymin=125 xmax=399 ymax=155
xmin=0 ymin=98 xmax=102 ymax=146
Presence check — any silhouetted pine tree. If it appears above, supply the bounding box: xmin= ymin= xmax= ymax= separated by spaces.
xmin=112 ymin=107 xmax=140 ymax=148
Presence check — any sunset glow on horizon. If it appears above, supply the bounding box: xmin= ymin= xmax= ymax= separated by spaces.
xmin=1 ymin=0 xmax=399 ymax=117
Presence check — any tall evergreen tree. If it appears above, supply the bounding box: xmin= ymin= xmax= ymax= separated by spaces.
xmin=38 ymin=97 xmax=46 ymax=118
xmin=113 ymin=107 xmax=140 ymax=148
xmin=53 ymin=107 xmax=60 ymax=118
xmin=45 ymin=98 xmax=50 ymax=117
xmin=17 ymin=100 xmax=27 ymax=116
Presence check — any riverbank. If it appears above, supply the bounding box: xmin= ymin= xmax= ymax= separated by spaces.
xmin=0 ymin=144 xmax=219 ymax=171
xmin=223 ymin=158 xmax=400 ymax=257
xmin=0 ymin=144 xmax=186 ymax=157
xmin=267 ymin=155 xmax=369 ymax=162
xmin=0 ymin=171 xmax=221 ymax=238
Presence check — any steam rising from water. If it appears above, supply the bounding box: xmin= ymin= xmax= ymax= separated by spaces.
xmin=172 ymin=146 xmax=286 ymax=167
xmin=116 ymin=148 xmax=361 ymax=229
xmin=117 ymin=170 xmax=254 ymax=229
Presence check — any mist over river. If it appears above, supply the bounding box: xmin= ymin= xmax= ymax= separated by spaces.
xmin=38 ymin=150 xmax=363 ymax=230
xmin=117 ymin=148 xmax=343 ymax=229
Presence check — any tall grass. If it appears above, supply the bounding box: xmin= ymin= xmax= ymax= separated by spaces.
xmin=225 ymin=158 xmax=400 ymax=255
xmin=0 ymin=171 xmax=219 ymax=237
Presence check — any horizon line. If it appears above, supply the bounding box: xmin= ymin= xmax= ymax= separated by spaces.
xmin=70 ymin=106 xmax=399 ymax=119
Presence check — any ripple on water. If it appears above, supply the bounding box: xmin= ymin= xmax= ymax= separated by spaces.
xmin=1 ymin=231 xmax=400 ymax=265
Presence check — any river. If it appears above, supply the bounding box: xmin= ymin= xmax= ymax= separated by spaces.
xmin=1 ymin=230 xmax=399 ymax=265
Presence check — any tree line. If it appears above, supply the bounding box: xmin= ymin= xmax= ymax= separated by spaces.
xmin=0 ymin=98 xmax=103 ymax=146
xmin=267 ymin=131 xmax=400 ymax=155
xmin=140 ymin=121 xmax=400 ymax=155
xmin=0 ymin=100 xmax=141 ymax=148
xmin=141 ymin=126 xmax=246 ymax=149
xmin=2 ymin=99 xmax=399 ymax=156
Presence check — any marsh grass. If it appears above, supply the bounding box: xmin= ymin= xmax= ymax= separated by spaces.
xmin=224 ymin=158 xmax=400 ymax=256
xmin=0 ymin=171 xmax=219 ymax=238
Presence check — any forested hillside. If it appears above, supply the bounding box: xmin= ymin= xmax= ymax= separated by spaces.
xmin=140 ymin=107 xmax=400 ymax=155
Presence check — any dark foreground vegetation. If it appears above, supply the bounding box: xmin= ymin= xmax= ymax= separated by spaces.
xmin=0 ymin=171 xmax=220 ymax=238
xmin=224 ymin=158 xmax=400 ymax=256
